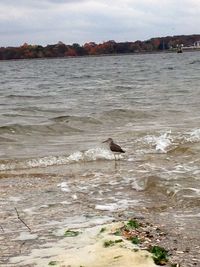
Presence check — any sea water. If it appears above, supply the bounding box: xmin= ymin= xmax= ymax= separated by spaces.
xmin=0 ymin=52 xmax=200 ymax=265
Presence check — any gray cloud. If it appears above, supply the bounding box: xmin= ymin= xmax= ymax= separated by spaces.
xmin=0 ymin=0 xmax=200 ymax=47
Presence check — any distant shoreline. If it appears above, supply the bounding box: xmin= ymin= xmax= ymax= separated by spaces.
xmin=1 ymin=34 xmax=200 ymax=61
xmin=1 ymin=48 xmax=200 ymax=62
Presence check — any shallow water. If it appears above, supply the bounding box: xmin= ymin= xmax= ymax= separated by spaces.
xmin=0 ymin=52 xmax=200 ymax=266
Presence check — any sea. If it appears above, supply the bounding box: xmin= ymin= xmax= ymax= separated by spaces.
xmin=0 ymin=52 xmax=200 ymax=266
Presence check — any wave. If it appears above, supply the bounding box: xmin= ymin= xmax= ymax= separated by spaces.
xmin=0 ymin=147 xmax=114 ymax=171
xmin=51 ymin=115 xmax=102 ymax=125
xmin=185 ymin=128 xmax=200 ymax=142
xmin=143 ymin=131 xmax=173 ymax=153
xmin=162 ymin=66 xmax=174 ymax=70
xmin=6 ymin=94 xmax=43 ymax=99
xmin=101 ymin=108 xmax=153 ymax=120
xmin=72 ymin=74 xmax=92 ymax=79
xmin=142 ymin=129 xmax=200 ymax=154
xmin=12 ymin=106 xmax=65 ymax=114
xmin=189 ymin=59 xmax=200 ymax=65
xmin=0 ymin=123 xmax=82 ymax=135
xmin=131 ymin=175 xmax=174 ymax=198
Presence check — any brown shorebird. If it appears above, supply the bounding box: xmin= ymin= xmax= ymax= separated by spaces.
xmin=103 ymin=138 xmax=125 ymax=160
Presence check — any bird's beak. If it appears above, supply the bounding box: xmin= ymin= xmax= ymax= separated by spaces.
xmin=102 ymin=139 xmax=108 ymax=143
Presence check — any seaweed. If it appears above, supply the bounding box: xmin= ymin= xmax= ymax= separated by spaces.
xmin=100 ymin=227 xmax=106 ymax=233
xmin=130 ymin=236 xmax=140 ymax=245
xmin=113 ymin=255 xmax=123 ymax=259
xmin=48 ymin=261 xmax=57 ymax=266
xmin=103 ymin=239 xmax=123 ymax=247
xmin=64 ymin=230 xmax=80 ymax=237
xmin=113 ymin=229 xmax=122 ymax=236
xmin=149 ymin=245 xmax=169 ymax=265
xmin=126 ymin=219 xmax=139 ymax=229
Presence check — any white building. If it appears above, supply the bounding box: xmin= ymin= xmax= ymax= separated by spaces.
xmin=194 ymin=41 xmax=200 ymax=47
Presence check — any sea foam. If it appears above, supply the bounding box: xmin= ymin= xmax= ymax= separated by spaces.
xmin=0 ymin=147 xmax=114 ymax=171
xmin=187 ymin=128 xmax=200 ymax=142
xmin=144 ymin=132 xmax=172 ymax=153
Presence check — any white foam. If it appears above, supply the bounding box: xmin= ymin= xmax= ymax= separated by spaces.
xmin=95 ymin=198 xmax=138 ymax=212
xmin=0 ymin=162 xmax=15 ymax=171
xmin=84 ymin=147 xmax=114 ymax=160
xmin=127 ymin=157 xmax=135 ymax=162
xmin=68 ymin=147 xmax=114 ymax=162
xmin=118 ymin=199 xmax=139 ymax=206
xmin=67 ymin=151 xmax=84 ymax=162
xmin=175 ymin=213 xmax=200 ymax=218
xmin=0 ymin=147 xmax=115 ymax=171
xmin=186 ymin=128 xmax=200 ymax=142
xmin=72 ymin=194 xmax=78 ymax=200
xmin=57 ymin=182 xmax=70 ymax=192
xmin=173 ymin=164 xmax=199 ymax=174
xmin=16 ymin=232 xmax=38 ymax=241
xmin=144 ymin=132 xmax=172 ymax=153
xmin=95 ymin=203 xmax=119 ymax=211
xmin=26 ymin=156 xmax=68 ymax=168
xmin=131 ymin=179 xmax=146 ymax=191
xmin=60 ymin=200 xmax=72 ymax=205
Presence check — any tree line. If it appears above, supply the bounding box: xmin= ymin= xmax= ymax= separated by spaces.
xmin=1 ymin=34 xmax=200 ymax=60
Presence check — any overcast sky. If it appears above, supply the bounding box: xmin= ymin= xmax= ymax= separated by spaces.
xmin=1 ymin=0 xmax=200 ymax=47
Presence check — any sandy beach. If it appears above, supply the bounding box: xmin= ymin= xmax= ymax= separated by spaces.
xmin=9 ymin=222 xmax=160 ymax=267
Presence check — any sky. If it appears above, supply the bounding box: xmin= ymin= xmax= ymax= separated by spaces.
xmin=0 ymin=0 xmax=200 ymax=47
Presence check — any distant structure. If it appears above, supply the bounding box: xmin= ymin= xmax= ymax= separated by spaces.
xmin=194 ymin=41 xmax=200 ymax=47
xmin=176 ymin=44 xmax=183 ymax=53
xmin=178 ymin=41 xmax=200 ymax=52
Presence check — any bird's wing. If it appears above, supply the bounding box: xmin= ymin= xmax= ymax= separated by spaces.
xmin=110 ymin=143 xmax=125 ymax=153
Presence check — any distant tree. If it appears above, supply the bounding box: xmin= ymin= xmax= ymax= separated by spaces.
xmin=72 ymin=43 xmax=86 ymax=56
xmin=65 ymin=47 xmax=77 ymax=57
xmin=33 ymin=45 xmax=44 ymax=58
xmin=116 ymin=42 xmax=131 ymax=53
xmin=55 ymin=42 xmax=68 ymax=57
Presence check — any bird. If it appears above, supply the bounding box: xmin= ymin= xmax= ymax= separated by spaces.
xmin=103 ymin=138 xmax=125 ymax=160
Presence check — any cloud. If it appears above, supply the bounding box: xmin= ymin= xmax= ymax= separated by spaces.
xmin=0 ymin=0 xmax=200 ymax=47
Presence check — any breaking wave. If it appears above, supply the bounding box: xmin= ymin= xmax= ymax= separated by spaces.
xmin=143 ymin=131 xmax=173 ymax=153
xmin=0 ymin=147 xmax=114 ymax=171
xmin=1 ymin=128 xmax=200 ymax=171
xmin=142 ymin=128 xmax=200 ymax=153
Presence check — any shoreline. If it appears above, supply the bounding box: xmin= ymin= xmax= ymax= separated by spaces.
xmin=1 ymin=170 xmax=199 ymax=267
xmin=1 ymin=48 xmax=200 ymax=62
xmin=9 ymin=219 xmax=173 ymax=267
xmin=9 ymin=213 xmax=200 ymax=267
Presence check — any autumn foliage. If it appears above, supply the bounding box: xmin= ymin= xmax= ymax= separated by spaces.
xmin=0 ymin=35 xmax=200 ymax=60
